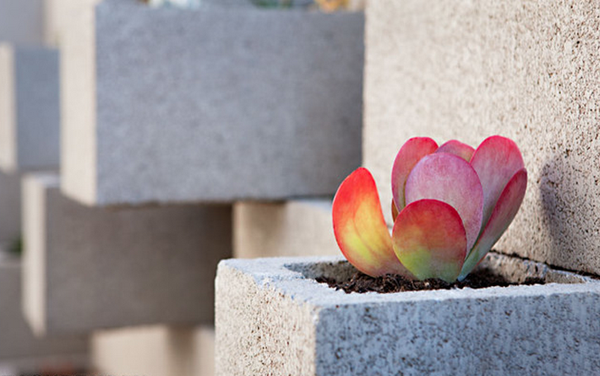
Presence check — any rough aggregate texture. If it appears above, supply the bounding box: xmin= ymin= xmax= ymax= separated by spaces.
xmin=22 ymin=172 xmax=232 ymax=335
xmin=363 ymin=0 xmax=600 ymax=276
xmin=233 ymin=199 xmax=339 ymax=258
xmin=62 ymin=0 xmax=363 ymax=206
xmin=216 ymin=254 xmax=600 ymax=375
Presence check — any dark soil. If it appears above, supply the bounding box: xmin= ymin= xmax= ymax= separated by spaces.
xmin=316 ymin=268 xmax=546 ymax=294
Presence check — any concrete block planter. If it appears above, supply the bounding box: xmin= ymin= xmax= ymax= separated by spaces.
xmin=61 ymin=0 xmax=364 ymax=206
xmin=0 ymin=44 xmax=60 ymax=173
xmin=0 ymin=252 xmax=89 ymax=373
xmin=22 ymin=172 xmax=232 ymax=336
xmin=216 ymin=253 xmax=600 ymax=375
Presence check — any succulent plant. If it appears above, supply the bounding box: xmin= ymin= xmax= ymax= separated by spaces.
xmin=332 ymin=136 xmax=527 ymax=283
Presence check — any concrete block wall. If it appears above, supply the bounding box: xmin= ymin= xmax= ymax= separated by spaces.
xmin=0 ymin=0 xmax=44 ymax=45
xmin=363 ymin=0 xmax=600 ymax=277
xmin=22 ymin=172 xmax=232 ymax=336
xmin=0 ymin=44 xmax=60 ymax=173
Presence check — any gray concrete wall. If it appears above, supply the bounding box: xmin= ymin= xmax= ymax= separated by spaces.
xmin=363 ymin=0 xmax=600 ymax=276
xmin=22 ymin=172 xmax=232 ymax=335
xmin=0 ymin=0 xmax=44 ymax=45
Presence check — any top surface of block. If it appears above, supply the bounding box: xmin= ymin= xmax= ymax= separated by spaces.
xmin=363 ymin=0 xmax=600 ymax=276
xmin=62 ymin=1 xmax=364 ymax=206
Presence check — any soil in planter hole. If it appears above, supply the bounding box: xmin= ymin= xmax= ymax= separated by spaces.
xmin=316 ymin=268 xmax=546 ymax=294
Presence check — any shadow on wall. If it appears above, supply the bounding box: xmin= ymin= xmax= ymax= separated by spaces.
xmin=539 ymin=151 xmax=599 ymax=274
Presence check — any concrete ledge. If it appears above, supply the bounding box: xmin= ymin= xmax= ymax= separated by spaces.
xmin=0 ymin=254 xmax=88 ymax=369
xmin=92 ymin=325 xmax=214 ymax=376
xmin=61 ymin=0 xmax=364 ymax=206
xmin=0 ymin=44 xmax=60 ymax=173
xmin=22 ymin=172 xmax=232 ymax=335
xmin=233 ymin=199 xmax=339 ymax=258
xmin=216 ymin=253 xmax=600 ymax=375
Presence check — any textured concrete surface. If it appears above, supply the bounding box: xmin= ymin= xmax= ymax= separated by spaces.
xmin=216 ymin=253 xmax=600 ymax=375
xmin=0 ymin=44 xmax=60 ymax=172
xmin=0 ymin=0 xmax=44 ymax=45
xmin=234 ymin=199 xmax=339 ymax=258
xmin=363 ymin=1 xmax=600 ymax=276
xmin=0 ymin=171 xmax=21 ymax=242
xmin=92 ymin=325 xmax=215 ymax=376
xmin=61 ymin=0 xmax=363 ymax=206
xmin=0 ymin=253 xmax=89 ymax=364
xmin=22 ymin=172 xmax=232 ymax=335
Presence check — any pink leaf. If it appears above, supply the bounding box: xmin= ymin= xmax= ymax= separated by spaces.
xmin=332 ymin=168 xmax=411 ymax=277
xmin=405 ymin=153 xmax=484 ymax=252
xmin=392 ymin=199 xmax=467 ymax=283
xmin=459 ymin=168 xmax=527 ymax=279
xmin=391 ymin=137 xmax=438 ymax=212
xmin=470 ymin=136 xmax=525 ymax=228
xmin=436 ymin=140 xmax=475 ymax=162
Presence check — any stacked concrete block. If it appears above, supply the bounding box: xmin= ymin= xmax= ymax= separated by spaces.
xmin=0 ymin=0 xmax=44 ymax=45
xmin=363 ymin=0 xmax=600 ymax=276
xmin=0 ymin=44 xmax=60 ymax=172
xmin=61 ymin=0 xmax=364 ymax=206
xmin=0 ymin=253 xmax=89 ymax=374
xmin=92 ymin=325 xmax=215 ymax=376
xmin=234 ymin=199 xmax=339 ymax=259
xmin=22 ymin=172 xmax=232 ymax=336
xmin=216 ymin=254 xmax=600 ymax=375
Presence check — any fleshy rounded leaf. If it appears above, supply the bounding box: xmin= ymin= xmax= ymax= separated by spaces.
xmin=391 ymin=137 xmax=438 ymax=211
xmin=332 ymin=168 xmax=411 ymax=277
xmin=436 ymin=140 xmax=475 ymax=162
xmin=392 ymin=199 xmax=467 ymax=283
xmin=470 ymin=136 xmax=525 ymax=227
xmin=459 ymin=168 xmax=528 ymax=279
xmin=405 ymin=153 xmax=484 ymax=252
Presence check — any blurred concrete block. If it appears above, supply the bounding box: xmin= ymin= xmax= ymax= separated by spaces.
xmin=0 ymin=44 xmax=60 ymax=173
xmin=234 ymin=199 xmax=339 ymax=258
xmin=0 ymin=0 xmax=44 ymax=45
xmin=0 ymin=253 xmax=88 ymax=371
xmin=22 ymin=172 xmax=232 ymax=336
xmin=363 ymin=0 xmax=600 ymax=276
xmin=61 ymin=0 xmax=363 ymax=206
xmin=92 ymin=325 xmax=215 ymax=376
xmin=0 ymin=171 xmax=21 ymax=243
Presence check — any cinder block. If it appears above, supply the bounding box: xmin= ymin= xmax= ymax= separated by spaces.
xmin=92 ymin=325 xmax=215 ymax=376
xmin=234 ymin=199 xmax=339 ymax=258
xmin=0 ymin=253 xmax=89 ymax=371
xmin=216 ymin=253 xmax=600 ymax=375
xmin=61 ymin=0 xmax=363 ymax=206
xmin=0 ymin=44 xmax=60 ymax=173
xmin=0 ymin=0 xmax=44 ymax=45
xmin=0 ymin=171 xmax=21 ymax=243
xmin=363 ymin=1 xmax=600 ymax=276
xmin=22 ymin=172 xmax=232 ymax=336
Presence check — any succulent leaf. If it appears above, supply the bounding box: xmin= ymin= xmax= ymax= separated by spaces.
xmin=392 ymin=199 xmax=467 ymax=283
xmin=459 ymin=168 xmax=527 ymax=279
xmin=391 ymin=137 xmax=438 ymax=212
xmin=332 ymin=168 xmax=411 ymax=277
xmin=404 ymin=153 xmax=484 ymax=251
xmin=470 ymin=136 xmax=525 ymax=228
xmin=436 ymin=140 xmax=475 ymax=162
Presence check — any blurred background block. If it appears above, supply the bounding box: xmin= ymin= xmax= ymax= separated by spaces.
xmin=22 ymin=172 xmax=232 ymax=336
xmin=0 ymin=252 xmax=89 ymax=374
xmin=0 ymin=171 xmax=21 ymax=243
xmin=91 ymin=325 xmax=214 ymax=376
xmin=61 ymin=0 xmax=364 ymax=206
xmin=0 ymin=0 xmax=44 ymax=45
xmin=234 ymin=199 xmax=339 ymax=258
xmin=0 ymin=44 xmax=59 ymax=173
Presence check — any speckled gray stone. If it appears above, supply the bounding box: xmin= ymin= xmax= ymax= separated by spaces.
xmin=22 ymin=172 xmax=232 ymax=336
xmin=216 ymin=253 xmax=600 ymax=375
xmin=0 ymin=44 xmax=60 ymax=173
xmin=61 ymin=0 xmax=363 ymax=206
xmin=363 ymin=0 xmax=600 ymax=276
xmin=233 ymin=199 xmax=339 ymax=259
xmin=0 ymin=253 xmax=89 ymax=366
